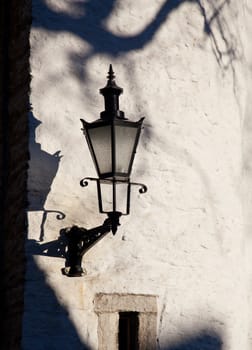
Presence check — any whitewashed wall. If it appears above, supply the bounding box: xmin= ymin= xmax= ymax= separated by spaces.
xmin=23 ymin=1 xmax=252 ymax=349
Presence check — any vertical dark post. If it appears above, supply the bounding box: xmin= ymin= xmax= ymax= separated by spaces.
xmin=113 ymin=178 xmax=116 ymax=212
xmin=0 ymin=0 xmax=31 ymax=348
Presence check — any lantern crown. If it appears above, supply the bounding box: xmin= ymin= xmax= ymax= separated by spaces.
xmin=100 ymin=65 xmax=125 ymax=120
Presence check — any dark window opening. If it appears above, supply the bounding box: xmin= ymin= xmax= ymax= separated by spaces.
xmin=118 ymin=312 xmax=139 ymax=350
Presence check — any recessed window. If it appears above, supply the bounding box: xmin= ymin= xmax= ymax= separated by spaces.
xmin=95 ymin=293 xmax=157 ymax=350
xmin=119 ymin=312 xmax=139 ymax=350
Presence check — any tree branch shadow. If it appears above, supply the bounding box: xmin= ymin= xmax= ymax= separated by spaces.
xmin=33 ymin=0 xmax=240 ymax=77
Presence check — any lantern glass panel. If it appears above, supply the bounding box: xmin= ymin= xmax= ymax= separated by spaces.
xmin=99 ymin=181 xmax=128 ymax=214
xmin=115 ymin=125 xmax=138 ymax=175
xmin=88 ymin=125 xmax=112 ymax=175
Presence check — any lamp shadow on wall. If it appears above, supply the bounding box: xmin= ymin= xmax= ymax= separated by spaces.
xmin=28 ymin=112 xmax=65 ymax=241
xmin=22 ymin=255 xmax=91 ymax=350
xmin=162 ymin=329 xmax=222 ymax=350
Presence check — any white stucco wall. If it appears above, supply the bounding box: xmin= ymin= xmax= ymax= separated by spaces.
xmin=23 ymin=1 xmax=252 ymax=349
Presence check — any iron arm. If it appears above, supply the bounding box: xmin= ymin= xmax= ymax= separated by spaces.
xmin=63 ymin=212 xmax=121 ymax=277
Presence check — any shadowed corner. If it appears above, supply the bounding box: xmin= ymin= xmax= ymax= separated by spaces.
xmin=22 ymin=255 xmax=92 ymax=350
xmin=28 ymin=111 xmax=65 ymax=241
xmin=162 ymin=329 xmax=222 ymax=350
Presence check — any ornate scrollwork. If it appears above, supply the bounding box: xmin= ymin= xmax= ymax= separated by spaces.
xmin=130 ymin=182 xmax=148 ymax=194
xmin=56 ymin=212 xmax=66 ymax=220
xmin=80 ymin=177 xmax=98 ymax=187
xmin=80 ymin=179 xmax=89 ymax=187
xmin=45 ymin=210 xmax=66 ymax=220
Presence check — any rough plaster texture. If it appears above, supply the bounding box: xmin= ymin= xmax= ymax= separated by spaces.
xmin=23 ymin=0 xmax=252 ymax=349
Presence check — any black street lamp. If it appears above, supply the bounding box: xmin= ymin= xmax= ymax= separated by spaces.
xmin=64 ymin=65 xmax=147 ymax=277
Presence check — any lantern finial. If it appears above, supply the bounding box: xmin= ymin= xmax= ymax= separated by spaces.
xmin=107 ymin=64 xmax=115 ymax=82
xmin=100 ymin=65 xmax=124 ymax=120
